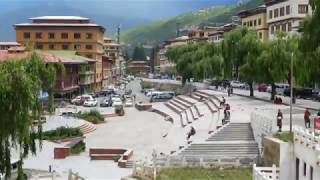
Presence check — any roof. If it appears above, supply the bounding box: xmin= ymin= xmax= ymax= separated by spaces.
xmin=104 ymin=37 xmax=113 ymax=41
xmin=29 ymin=16 xmax=89 ymax=21
xmin=14 ymin=23 xmax=103 ymax=28
xmin=104 ymin=43 xmax=120 ymax=46
xmin=238 ymin=5 xmax=266 ymax=18
xmin=0 ymin=50 xmax=31 ymax=63
xmin=0 ymin=42 xmax=20 ymax=46
xmin=42 ymin=51 xmax=96 ymax=64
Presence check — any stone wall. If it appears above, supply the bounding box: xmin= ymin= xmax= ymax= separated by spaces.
xmin=263 ymin=137 xmax=280 ymax=166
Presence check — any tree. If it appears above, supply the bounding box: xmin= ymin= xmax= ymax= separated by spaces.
xmin=222 ymin=27 xmax=249 ymax=79
xmin=132 ymin=46 xmax=146 ymax=61
xmin=0 ymin=53 xmax=55 ymax=179
xmin=238 ymin=31 xmax=263 ymax=96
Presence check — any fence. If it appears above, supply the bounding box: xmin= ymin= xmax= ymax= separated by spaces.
xmin=253 ymin=164 xmax=280 ymax=180
xmin=250 ymin=112 xmax=276 ymax=155
xmin=293 ymin=126 xmax=320 ymax=158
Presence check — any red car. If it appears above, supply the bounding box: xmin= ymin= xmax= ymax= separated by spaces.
xmin=258 ymin=84 xmax=268 ymax=92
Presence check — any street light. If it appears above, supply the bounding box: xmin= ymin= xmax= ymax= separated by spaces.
xmin=290 ymin=52 xmax=293 ymax=133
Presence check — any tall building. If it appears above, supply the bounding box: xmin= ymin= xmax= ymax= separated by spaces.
xmin=14 ymin=16 xmax=105 ymax=90
xmin=238 ymin=5 xmax=269 ymax=42
xmin=207 ymin=23 xmax=239 ymax=44
xmin=264 ymin=0 xmax=310 ymax=40
xmin=103 ymin=37 xmax=121 ymax=87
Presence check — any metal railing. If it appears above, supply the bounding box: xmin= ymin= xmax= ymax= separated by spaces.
xmin=253 ymin=164 xmax=280 ymax=180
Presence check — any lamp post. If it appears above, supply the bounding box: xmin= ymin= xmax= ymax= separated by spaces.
xmin=290 ymin=52 xmax=293 ymax=133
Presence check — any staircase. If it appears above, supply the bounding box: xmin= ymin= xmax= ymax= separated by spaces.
xmin=125 ymin=160 xmax=134 ymax=168
xmin=79 ymin=122 xmax=96 ymax=135
xmin=177 ymin=123 xmax=259 ymax=165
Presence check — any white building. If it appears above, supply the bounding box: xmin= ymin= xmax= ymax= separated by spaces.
xmin=265 ymin=0 xmax=311 ymax=40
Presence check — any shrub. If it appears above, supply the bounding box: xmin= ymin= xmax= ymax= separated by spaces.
xmin=273 ymin=132 xmax=293 ymax=142
xmin=112 ymin=155 xmax=121 ymax=162
xmin=42 ymin=127 xmax=82 ymax=141
xmin=142 ymin=82 xmax=153 ymax=89
xmin=70 ymin=140 xmax=86 ymax=154
xmin=76 ymin=110 xmax=105 ymax=123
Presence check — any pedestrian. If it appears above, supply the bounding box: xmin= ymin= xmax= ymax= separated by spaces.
xmin=277 ymin=109 xmax=283 ymax=132
xmin=304 ymin=108 xmax=311 ymax=128
xmin=227 ymin=86 xmax=231 ymax=97
xmin=220 ymin=96 xmax=226 ymax=106
xmin=187 ymin=126 xmax=196 ymax=139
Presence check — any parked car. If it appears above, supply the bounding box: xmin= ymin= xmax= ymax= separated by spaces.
xmin=125 ymin=89 xmax=132 ymax=95
xmin=88 ymin=93 xmax=98 ymax=98
xmin=150 ymin=93 xmax=173 ymax=102
xmin=230 ymin=81 xmax=245 ymax=88
xmin=144 ymin=88 xmax=155 ymax=95
xmin=125 ymin=99 xmax=134 ymax=107
xmin=149 ymin=91 xmax=163 ymax=97
xmin=258 ymin=84 xmax=268 ymax=92
xmin=99 ymin=89 xmax=114 ymax=96
xmin=71 ymin=96 xmax=82 ymax=105
xmin=80 ymin=95 xmax=94 ymax=105
xmin=83 ymin=98 xmax=98 ymax=107
xmin=284 ymin=87 xmax=314 ymax=99
xmin=267 ymin=83 xmax=289 ymax=95
xmin=112 ymin=98 xmax=123 ymax=107
xmin=100 ymin=97 xmax=113 ymax=107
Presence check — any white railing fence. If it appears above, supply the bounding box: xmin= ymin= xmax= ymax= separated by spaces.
xmin=250 ymin=112 xmax=276 ymax=155
xmin=293 ymin=126 xmax=320 ymax=160
xmin=253 ymin=164 xmax=280 ymax=180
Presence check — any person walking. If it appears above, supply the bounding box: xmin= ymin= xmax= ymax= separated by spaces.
xmin=304 ymin=108 xmax=311 ymax=128
xmin=277 ymin=109 xmax=283 ymax=132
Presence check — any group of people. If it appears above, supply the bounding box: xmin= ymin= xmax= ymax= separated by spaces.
xmin=276 ymin=108 xmax=319 ymax=132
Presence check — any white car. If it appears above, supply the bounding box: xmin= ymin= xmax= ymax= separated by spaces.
xmin=83 ymin=99 xmax=98 ymax=107
xmin=267 ymin=83 xmax=289 ymax=95
xmin=230 ymin=81 xmax=245 ymax=88
xmin=112 ymin=98 xmax=123 ymax=107
xmin=71 ymin=95 xmax=82 ymax=105
xmin=125 ymin=99 xmax=134 ymax=107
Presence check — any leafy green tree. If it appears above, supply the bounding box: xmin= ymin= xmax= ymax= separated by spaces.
xmin=0 ymin=53 xmax=55 ymax=179
xmin=132 ymin=46 xmax=146 ymax=61
xmin=238 ymin=31 xmax=263 ymax=96
xmin=222 ymin=27 xmax=249 ymax=79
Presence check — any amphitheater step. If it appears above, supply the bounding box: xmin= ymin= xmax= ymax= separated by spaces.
xmin=176 ymin=96 xmax=196 ymax=105
xmin=79 ymin=123 xmax=96 ymax=134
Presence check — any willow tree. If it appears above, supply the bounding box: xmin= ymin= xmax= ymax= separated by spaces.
xmin=238 ymin=31 xmax=263 ymax=97
xmin=0 ymin=52 xmax=55 ymax=179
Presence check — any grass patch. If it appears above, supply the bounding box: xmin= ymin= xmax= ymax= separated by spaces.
xmin=42 ymin=127 xmax=82 ymax=141
xmin=156 ymin=167 xmax=252 ymax=180
xmin=273 ymin=131 xmax=294 ymax=142
xmin=70 ymin=140 xmax=86 ymax=154
xmin=142 ymin=82 xmax=154 ymax=89
xmin=76 ymin=110 xmax=105 ymax=123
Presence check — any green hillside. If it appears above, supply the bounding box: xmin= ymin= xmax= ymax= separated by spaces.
xmin=122 ymin=0 xmax=264 ymax=45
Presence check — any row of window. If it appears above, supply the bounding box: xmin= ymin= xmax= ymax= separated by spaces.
xmin=270 ymin=22 xmax=292 ymax=34
xmin=23 ymin=32 xmax=93 ymax=40
xmin=35 ymin=43 xmax=94 ymax=51
xmin=242 ymin=18 xmax=262 ymax=27
xmin=269 ymin=4 xmax=308 ymax=19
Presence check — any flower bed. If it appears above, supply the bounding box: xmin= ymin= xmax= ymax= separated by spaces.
xmin=42 ymin=127 xmax=82 ymax=141
xmin=76 ymin=110 xmax=105 ymax=124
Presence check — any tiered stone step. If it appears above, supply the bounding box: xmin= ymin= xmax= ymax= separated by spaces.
xmin=79 ymin=123 xmax=96 ymax=135
xmin=199 ymin=90 xmax=222 ymax=104
xmin=165 ymin=102 xmax=181 ymax=114
xmin=206 ymin=123 xmax=255 ymax=141
xmin=150 ymin=108 xmax=174 ymax=123
xmin=125 ymin=160 xmax=134 ymax=168
xmin=176 ymin=96 xmax=195 ymax=106
xmin=189 ymin=107 xmax=198 ymax=120
xmin=208 ymin=97 xmax=221 ymax=109
xmin=193 ymin=105 xmax=204 ymax=117
xmin=204 ymin=101 xmax=217 ymax=113
xmin=194 ymin=91 xmax=209 ymax=99
xmin=172 ymin=98 xmax=192 ymax=108
xmin=177 ymin=123 xmax=259 ymax=165
xmin=169 ymin=100 xmax=185 ymax=111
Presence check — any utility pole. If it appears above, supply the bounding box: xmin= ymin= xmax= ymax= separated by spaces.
xmin=176 ymin=23 xmax=180 ymax=37
xmin=290 ymin=52 xmax=293 ymax=133
xmin=117 ymin=25 xmax=122 ymax=79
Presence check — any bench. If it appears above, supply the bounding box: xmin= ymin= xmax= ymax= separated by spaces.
xmin=54 ymin=137 xmax=84 ymax=159
xmin=89 ymin=148 xmax=134 ymax=168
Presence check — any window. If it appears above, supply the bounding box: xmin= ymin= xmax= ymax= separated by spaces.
xmin=282 ymin=24 xmax=287 ymax=31
xmin=48 ymin=32 xmax=55 ymax=39
xmin=269 ymin=10 xmax=273 ymax=19
xmin=276 ymin=25 xmax=280 ymax=31
xmin=254 ymin=20 xmax=257 ymax=26
xmin=288 ymin=22 xmax=292 ymax=31
xmin=74 ymin=44 xmax=81 ymax=50
xmin=36 ymin=44 xmax=43 ymax=49
xmin=310 ymin=166 xmax=313 ymax=180
xmin=303 ymin=162 xmax=306 ymax=176
xmin=259 ymin=32 xmax=263 ymax=39
xmin=280 ymin=7 xmax=285 ymax=16
xmin=86 ymin=44 xmax=93 ymax=50
xmin=86 ymin=54 xmax=93 ymax=58
xmin=49 ymin=44 xmax=55 ymax=50
xmin=258 ymin=18 xmax=261 ymax=25
xmin=286 ymin=5 xmax=290 ymax=15
xmin=274 ymin=9 xmax=279 ymax=18
xmin=249 ymin=21 xmax=253 ymax=27
xmin=271 ymin=26 xmax=275 ymax=34
xmin=24 ymin=32 xmax=30 ymax=39
xmin=62 ymin=44 xmax=69 ymax=50
xmin=61 ymin=33 xmax=68 ymax=39
xmin=86 ymin=33 xmax=93 ymax=39
xmin=74 ymin=33 xmax=81 ymax=39
xmin=298 ymin=5 xmax=308 ymax=14
xmin=243 ymin=22 xmax=247 ymax=26
xmin=36 ymin=32 xmax=42 ymax=39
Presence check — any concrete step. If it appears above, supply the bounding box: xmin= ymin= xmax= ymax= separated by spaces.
xmin=169 ymin=101 xmax=185 ymax=111
xmin=172 ymin=98 xmax=191 ymax=108
xmin=165 ymin=102 xmax=181 ymax=114
xmin=176 ymin=96 xmax=195 ymax=105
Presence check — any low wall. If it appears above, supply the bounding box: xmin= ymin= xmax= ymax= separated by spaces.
xmin=54 ymin=148 xmax=70 ymax=159
xmin=89 ymin=148 xmax=133 ymax=168
xmin=135 ymin=102 xmax=152 ymax=111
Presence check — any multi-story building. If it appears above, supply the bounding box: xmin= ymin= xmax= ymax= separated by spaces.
xmin=207 ymin=23 xmax=239 ymax=44
xmin=14 ymin=16 xmax=105 ymax=91
xmin=238 ymin=5 xmax=269 ymax=42
xmin=102 ymin=37 xmax=123 ymax=87
xmin=264 ymin=0 xmax=310 ymax=40
xmin=0 ymin=42 xmax=21 ymax=50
